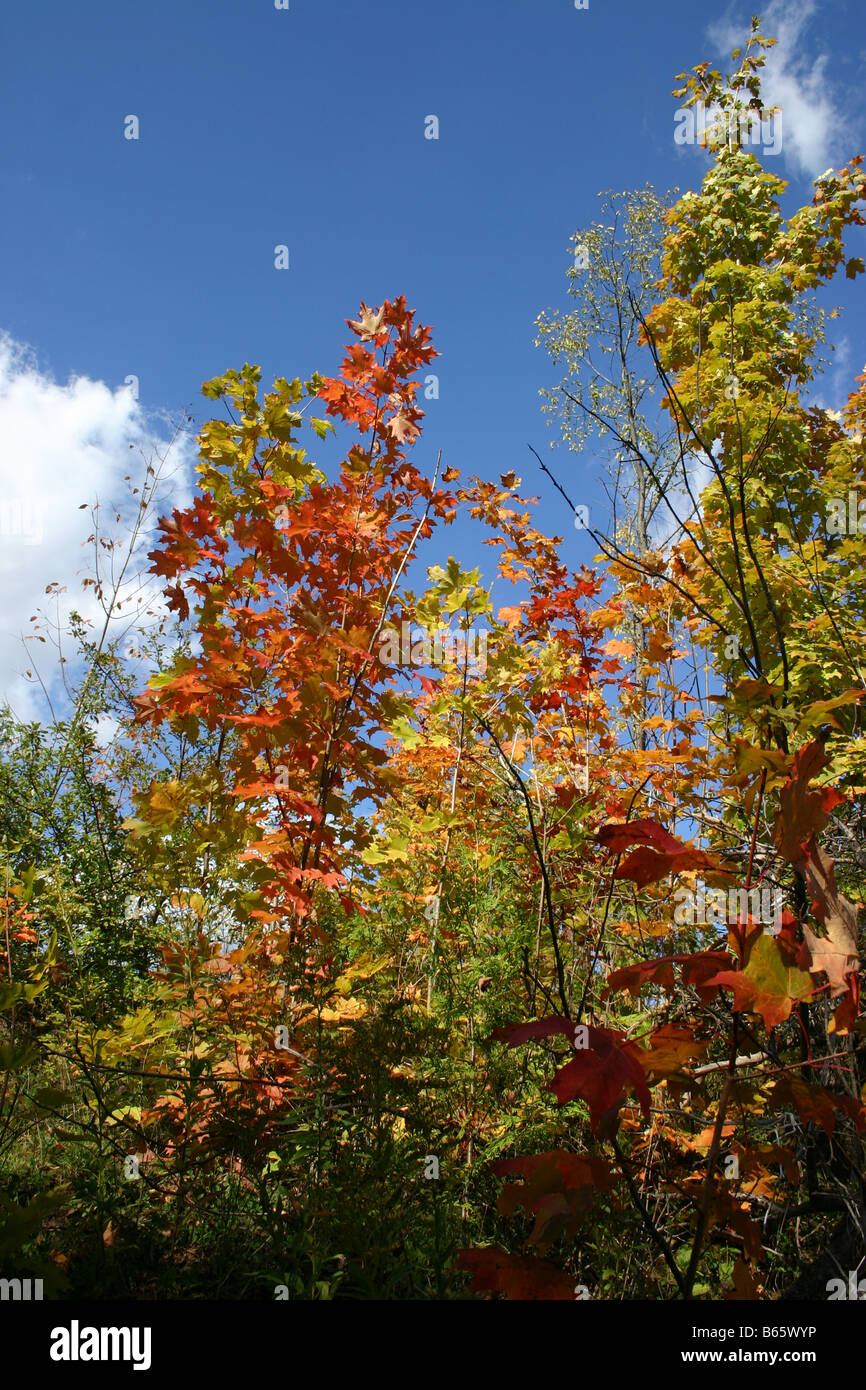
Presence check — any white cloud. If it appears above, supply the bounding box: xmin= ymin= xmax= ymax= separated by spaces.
xmin=0 ymin=333 xmax=195 ymax=724
xmin=813 ymin=332 xmax=852 ymax=412
xmin=649 ymin=450 xmax=717 ymax=553
xmin=707 ymin=0 xmax=859 ymax=178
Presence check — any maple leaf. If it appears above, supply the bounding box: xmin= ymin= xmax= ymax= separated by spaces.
xmin=615 ymin=844 xmax=721 ymax=888
xmin=493 ymin=1016 xmax=575 ymax=1047
xmin=604 ymin=956 xmax=678 ymax=998
xmin=491 ymin=1150 xmax=616 ymax=1249
xmin=766 ymin=1076 xmax=836 ymax=1136
xmin=497 ymin=605 xmax=524 ymax=629
xmin=492 ymin=1149 xmax=615 ymax=1192
xmin=386 ymin=411 xmax=417 ymax=444
xmin=831 ymin=1091 xmax=866 ymax=1133
xmin=604 ymin=951 xmax=733 ymax=1004
xmin=603 ymin=638 xmax=634 ymax=659
xmin=638 ymin=1025 xmax=710 ymax=1080
xmin=164 ymin=582 xmax=190 ymax=621
xmin=773 ymin=741 xmax=846 ymax=863
xmin=347 ymin=303 xmax=386 ymax=341
xmin=596 ymin=821 xmax=726 ymax=878
xmin=712 ymin=1190 xmax=764 ymax=1263
xmin=733 ymin=740 xmax=791 ymax=780
xmin=494 ymin=1017 xmax=650 ymax=1133
xmin=802 ymin=922 xmax=858 ymax=997
xmin=456 ymin=1247 xmax=575 ymax=1300
xmin=597 ymin=820 xmax=726 ymax=888
xmin=737 ymin=1142 xmax=800 ymax=1186
xmin=799 ymin=839 xmax=859 ymax=996
xmin=705 ymin=933 xmax=814 ymax=1030
xmin=795 ymin=688 xmax=865 ymax=735
xmin=548 ymin=1045 xmax=650 ymax=1133
xmin=681 ymin=952 xmax=736 ymax=1002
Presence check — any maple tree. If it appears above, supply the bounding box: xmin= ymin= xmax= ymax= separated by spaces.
xmin=458 ymin=18 xmax=865 ymax=1301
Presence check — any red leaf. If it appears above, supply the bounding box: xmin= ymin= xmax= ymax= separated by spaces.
xmin=495 ymin=1017 xmax=651 ymax=1135
xmin=605 ymin=951 xmax=731 ymax=1004
xmin=493 ymin=1016 xmax=573 ymax=1047
xmin=596 ymin=819 xmax=725 ymax=886
xmin=490 ymin=1150 xmax=617 ymax=1248
xmin=773 ymin=742 xmax=847 ymax=863
xmin=681 ymin=951 xmax=735 ymax=1003
xmin=596 ymin=819 xmax=685 ymax=854
xmin=604 ymin=956 xmax=678 ymax=998
xmin=615 ymin=844 xmax=721 ymax=887
xmin=491 ymin=1149 xmax=616 ymax=1191
xmin=549 ymin=1041 xmax=650 ymax=1133
xmin=456 ymin=1247 xmax=576 ymax=1300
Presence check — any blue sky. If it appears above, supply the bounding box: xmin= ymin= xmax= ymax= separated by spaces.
xmin=1 ymin=0 xmax=864 ymax=718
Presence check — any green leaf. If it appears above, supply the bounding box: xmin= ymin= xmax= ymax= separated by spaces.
xmin=31 ymin=1087 xmax=74 ymax=1111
